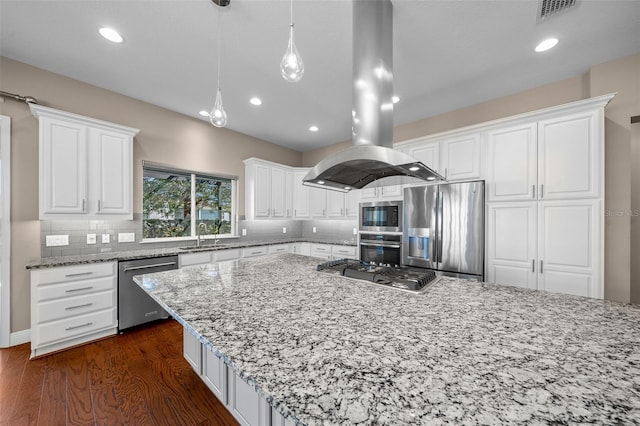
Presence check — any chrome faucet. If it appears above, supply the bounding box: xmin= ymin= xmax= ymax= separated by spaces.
xmin=197 ymin=223 xmax=208 ymax=247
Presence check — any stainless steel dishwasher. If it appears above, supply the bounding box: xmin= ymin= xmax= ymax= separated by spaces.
xmin=118 ymin=255 xmax=178 ymax=331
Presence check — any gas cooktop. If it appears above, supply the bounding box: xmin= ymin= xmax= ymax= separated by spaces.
xmin=317 ymin=259 xmax=437 ymax=292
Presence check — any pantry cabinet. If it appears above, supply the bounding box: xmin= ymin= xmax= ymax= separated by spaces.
xmin=30 ymin=104 xmax=138 ymax=220
xmin=487 ymin=200 xmax=602 ymax=298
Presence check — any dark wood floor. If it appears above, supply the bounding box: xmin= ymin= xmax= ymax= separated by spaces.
xmin=0 ymin=320 xmax=239 ymax=426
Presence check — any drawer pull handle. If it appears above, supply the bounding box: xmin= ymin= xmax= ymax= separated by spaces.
xmin=66 ymin=286 xmax=94 ymax=293
xmin=251 ymin=251 xmax=263 ymax=255
xmin=65 ymin=272 xmax=93 ymax=278
xmin=65 ymin=303 xmax=93 ymax=311
xmin=66 ymin=322 xmax=93 ymax=331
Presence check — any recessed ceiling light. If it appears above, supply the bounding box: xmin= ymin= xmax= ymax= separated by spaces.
xmin=309 ymin=126 xmax=319 ymax=132
xmin=199 ymin=110 xmax=210 ymax=117
xmin=99 ymin=27 xmax=124 ymax=43
xmin=392 ymin=96 xmax=400 ymax=104
xmin=250 ymin=97 xmax=262 ymax=106
xmin=408 ymin=166 xmax=420 ymax=171
xmin=317 ymin=180 xmax=325 ymax=185
xmin=344 ymin=186 xmax=351 ymax=190
xmin=427 ymin=177 xmax=436 ymax=181
xmin=534 ymin=38 xmax=558 ymax=53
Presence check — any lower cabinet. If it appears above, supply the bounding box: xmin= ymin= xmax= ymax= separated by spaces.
xmin=183 ymin=325 xmax=282 ymax=426
xmin=30 ymin=261 xmax=118 ymax=358
xmin=487 ymin=200 xmax=602 ymax=298
xmin=310 ymin=243 xmax=332 ymax=259
xmin=291 ymin=243 xmax=311 ymax=256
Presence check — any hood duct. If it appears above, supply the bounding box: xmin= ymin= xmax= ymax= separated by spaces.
xmin=303 ymin=0 xmax=444 ymax=192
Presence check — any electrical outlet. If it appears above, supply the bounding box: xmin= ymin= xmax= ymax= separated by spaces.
xmin=118 ymin=232 xmax=135 ymax=243
xmin=242 ymin=229 xmax=247 ymax=236
xmin=102 ymin=234 xmax=110 ymax=244
xmin=86 ymin=234 xmax=97 ymax=244
xmin=45 ymin=235 xmax=69 ymax=247
xmin=312 ymin=227 xmax=317 ymax=233
xmin=282 ymin=227 xmax=287 ymax=234
xmin=353 ymin=227 xmax=358 ymax=235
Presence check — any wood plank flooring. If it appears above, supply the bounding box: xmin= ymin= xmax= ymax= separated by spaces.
xmin=0 ymin=320 xmax=239 ymax=426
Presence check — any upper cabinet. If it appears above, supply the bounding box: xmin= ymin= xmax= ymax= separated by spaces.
xmin=487 ymin=108 xmax=602 ymax=202
xmin=30 ymin=105 xmax=139 ymax=220
xmin=439 ymin=133 xmax=482 ymax=181
xmin=244 ymin=159 xmax=289 ymax=219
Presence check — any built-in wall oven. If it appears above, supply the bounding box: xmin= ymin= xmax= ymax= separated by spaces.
xmin=359 ymin=200 xmax=403 ymax=266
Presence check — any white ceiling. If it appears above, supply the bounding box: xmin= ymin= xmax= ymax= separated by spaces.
xmin=1 ymin=0 xmax=639 ymax=152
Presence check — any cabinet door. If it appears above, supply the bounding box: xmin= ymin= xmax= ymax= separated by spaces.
xmin=487 ymin=123 xmax=537 ymax=202
xmin=292 ymin=170 xmax=310 ymax=218
xmin=309 ymin=187 xmax=327 ymax=218
xmin=202 ymin=346 xmax=228 ymax=404
xmin=270 ymin=167 xmax=286 ymax=217
xmin=326 ymin=191 xmax=345 ymax=218
xmin=40 ymin=117 xmax=88 ymax=215
xmin=183 ymin=328 xmax=202 ymax=374
xmin=537 ymin=200 xmax=601 ymax=298
xmin=228 ymin=370 xmax=270 ymax=426
xmin=407 ymin=142 xmax=440 ymax=172
xmin=253 ymin=164 xmax=271 ymax=218
xmin=345 ymin=190 xmax=360 ymax=218
xmin=440 ymin=134 xmax=481 ymax=181
xmin=93 ymin=128 xmax=132 ymax=215
xmin=380 ymin=185 xmax=402 ymax=199
xmin=360 ymin=188 xmax=378 ymax=199
xmin=487 ymin=203 xmax=537 ymax=289
xmin=284 ymin=171 xmax=293 ymax=217
xmin=538 ymin=111 xmax=599 ymax=200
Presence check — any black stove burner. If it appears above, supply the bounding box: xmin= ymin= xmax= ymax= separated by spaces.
xmin=317 ymin=259 xmax=437 ymax=291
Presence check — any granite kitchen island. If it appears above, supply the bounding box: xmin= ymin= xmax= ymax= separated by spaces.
xmin=134 ymin=253 xmax=640 ymax=425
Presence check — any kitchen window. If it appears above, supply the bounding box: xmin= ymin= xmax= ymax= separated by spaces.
xmin=142 ymin=164 xmax=236 ymax=240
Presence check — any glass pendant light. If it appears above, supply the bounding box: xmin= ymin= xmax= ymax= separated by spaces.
xmin=210 ymin=4 xmax=228 ymax=127
xmin=280 ymin=0 xmax=304 ymax=82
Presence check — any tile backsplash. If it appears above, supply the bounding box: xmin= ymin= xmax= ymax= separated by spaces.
xmin=40 ymin=215 xmax=358 ymax=257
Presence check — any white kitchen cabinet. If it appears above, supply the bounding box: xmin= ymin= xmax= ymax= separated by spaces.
xmin=244 ymin=159 xmax=289 ymax=219
xmin=201 ymin=344 xmax=228 ymax=404
xmin=228 ymin=369 xmax=271 ymax=426
xmin=268 ymin=244 xmax=290 ymax=254
xmin=439 ymin=133 xmax=482 ymax=181
xmin=401 ymin=140 xmax=440 ymax=173
xmin=291 ymin=243 xmax=311 ymax=256
xmin=487 ymin=109 xmax=602 ymax=202
xmin=31 ymin=104 xmax=138 ymax=220
xmin=271 ymin=408 xmax=296 ymax=426
xmin=360 ymin=185 xmax=402 ymax=200
xmin=326 ymin=189 xmax=361 ymax=219
xmin=486 ymin=200 xmax=602 ymax=298
xmin=183 ymin=328 xmax=202 ymax=374
xmin=284 ymin=171 xmax=294 ymax=218
xmin=215 ymin=248 xmax=241 ymax=261
xmin=179 ymin=251 xmax=214 ymax=268
xmin=331 ymin=245 xmax=357 ymax=260
xmin=309 ymin=186 xmax=328 ymax=218
xmin=30 ymin=261 xmax=118 ymax=358
xmin=241 ymin=246 xmax=269 ymax=258
xmin=310 ymin=243 xmax=332 ymax=259
xmin=487 ymin=122 xmax=538 ymax=202
xmin=292 ymin=169 xmax=310 ymax=219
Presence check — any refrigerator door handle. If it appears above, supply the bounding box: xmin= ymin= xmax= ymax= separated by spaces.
xmin=437 ymin=191 xmax=444 ymax=264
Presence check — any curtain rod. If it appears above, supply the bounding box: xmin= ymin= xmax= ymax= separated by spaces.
xmin=0 ymin=90 xmax=38 ymax=105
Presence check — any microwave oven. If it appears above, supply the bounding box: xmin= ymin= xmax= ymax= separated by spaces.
xmin=359 ymin=201 xmax=403 ymax=233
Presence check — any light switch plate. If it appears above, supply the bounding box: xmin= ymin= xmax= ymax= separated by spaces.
xmin=242 ymin=229 xmax=247 ymax=236
xmin=313 ymin=227 xmax=317 ymax=233
xmin=353 ymin=227 xmax=358 ymax=235
xmin=282 ymin=227 xmax=287 ymax=234
xmin=86 ymin=234 xmax=97 ymax=244
xmin=46 ymin=235 xmax=69 ymax=247
xmin=102 ymin=234 xmax=110 ymax=244
xmin=118 ymin=232 xmax=135 ymax=243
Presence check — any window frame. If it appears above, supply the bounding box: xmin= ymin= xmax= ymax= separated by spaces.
xmin=141 ymin=161 xmax=238 ymax=242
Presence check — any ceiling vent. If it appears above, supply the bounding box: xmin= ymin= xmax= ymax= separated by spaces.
xmin=538 ymin=0 xmax=577 ymax=21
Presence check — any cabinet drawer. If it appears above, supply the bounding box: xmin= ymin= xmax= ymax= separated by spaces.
xmin=180 ymin=252 xmax=213 ymax=267
xmin=310 ymin=244 xmax=332 ymax=258
xmin=268 ymin=244 xmax=290 ymax=254
xmin=241 ymin=246 xmax=268 ymax=258
xmin=35 ymin=308 xmax=116 ymax=346
xmin=332 ymin=245 xmax=356 ymax=258
xmin=36 ymin=275 xmax=116 ymax=302
xmin=215 ymin=249 xmax=241 ymax=261
xmin=36 ymin=289 xmax=115 ymax=323
xmin=32 ymin=262 xmax=116 ymax=285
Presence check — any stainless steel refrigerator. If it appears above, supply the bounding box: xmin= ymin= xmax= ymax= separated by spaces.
xmin=402 ymin=181 xmax=484 ymax=280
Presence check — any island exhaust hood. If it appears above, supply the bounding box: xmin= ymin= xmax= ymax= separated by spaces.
xmin=303 ymin=0 xmax=444 ymax=192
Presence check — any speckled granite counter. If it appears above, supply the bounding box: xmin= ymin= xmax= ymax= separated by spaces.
xmin=25 ymin=238 xmax=355 ymax=269
xmin=135 ymin=253 xmax=640 ymax=425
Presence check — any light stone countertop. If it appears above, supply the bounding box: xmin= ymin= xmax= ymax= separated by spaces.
xmin=135 ymin=253 xmax=640 ymax=425
xmin=25 ymin=238 xmax=355 ymax=269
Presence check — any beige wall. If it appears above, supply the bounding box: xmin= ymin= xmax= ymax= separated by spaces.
xmin=303 ymin=53 xmax=640 ymax=303
xmin=0 ymin=57 xmax=302 ymax=333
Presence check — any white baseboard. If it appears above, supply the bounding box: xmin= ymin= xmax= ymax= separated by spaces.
xmin=10 ymin=329 xmax=30 ymax=346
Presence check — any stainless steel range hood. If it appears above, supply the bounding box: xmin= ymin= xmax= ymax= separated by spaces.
xmin=303 ymin=0 xmax=444 ymax=192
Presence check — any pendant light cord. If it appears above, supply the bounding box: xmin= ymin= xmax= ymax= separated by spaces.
xmin=217 ymin=5 xmax=222 ymax=91
xmin=290 ymin=0 xmax=294 ymax=28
